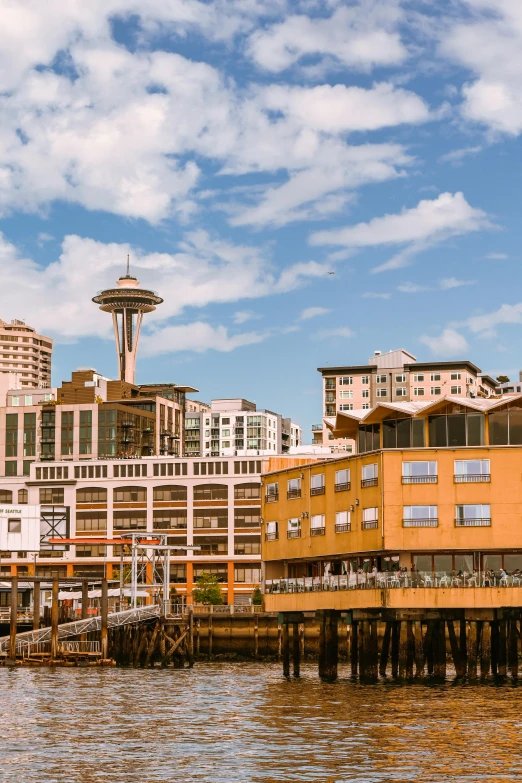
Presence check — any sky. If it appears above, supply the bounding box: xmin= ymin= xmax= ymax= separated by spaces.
xmin=1 ymin=0 xmax=522 ymax=438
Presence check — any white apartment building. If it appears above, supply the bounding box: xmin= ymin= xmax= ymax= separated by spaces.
xmin=185 ymin=398 xmax=302 ymax=458
xmin=0 ymin=319 xmax=53 ymax=392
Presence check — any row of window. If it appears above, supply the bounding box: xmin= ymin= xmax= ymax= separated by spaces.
xmin=331 ymin=372 xmax=466 ymax=387
xmin=32 ymin=460 xmax=262 ymax=481
xmin=266 ymin=503 xmax=492 ymax=540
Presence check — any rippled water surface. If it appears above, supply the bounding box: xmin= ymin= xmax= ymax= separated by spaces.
xmin=1 ymin=663 xmax=521 ymax=782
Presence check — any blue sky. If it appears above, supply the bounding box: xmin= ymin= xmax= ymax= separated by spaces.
xmin=2 ymin=0 xmax=522 ymax=437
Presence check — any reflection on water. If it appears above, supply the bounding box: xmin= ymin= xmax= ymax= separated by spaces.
xmin=1 ymin=663 xmax=521 ymax=782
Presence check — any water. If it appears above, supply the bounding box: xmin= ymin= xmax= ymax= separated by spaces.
xmin=1 ymin=663 xmax=521 ymax=783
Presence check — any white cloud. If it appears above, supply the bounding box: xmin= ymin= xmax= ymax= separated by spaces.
xmin=247 ymin=3 xmax=407 ymax=73
xmin=232 ymin=310 xmax=259 ymax=325
xmin=397 ymin=282 xmax=429 ymax=293
xmin=299 ymin=306 xmax=331 ymax=320
xmin=0 ymin=231 xmax=326 ymax=345
xmin=441 ymin=1 xmax=522 ymax=134
xmin=310 ymin=192 xmax=490 ymax=272
xmin=314 ymin=327 xmax=354 ymax=340
xmin=464 ymin=302 xmax=522 ymax=335
xmin=141 ymin=322 xmax=268 ymax=355
xmin=419 ymin=328 xmax=469 ymax=357
xmin=439 ymin=277 xmax=475 ymax=290
xmin=486 ymin=252 xmax=509 ymax=259
xmin=438 ymin=145 xmax=483 ymax=164
xmin=361 ymin=291 xmax=391 ymax=299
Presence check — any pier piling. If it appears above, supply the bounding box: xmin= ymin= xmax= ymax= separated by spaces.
xmin=51 ymin=578 xmax=59 ymax=661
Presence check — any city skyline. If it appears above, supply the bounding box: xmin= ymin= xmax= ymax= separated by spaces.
xmin=2 ymin=1 xmax=522 ymax=437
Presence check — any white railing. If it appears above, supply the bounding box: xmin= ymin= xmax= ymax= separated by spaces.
xmin=265 ymin=572 xmax=522 ymax=593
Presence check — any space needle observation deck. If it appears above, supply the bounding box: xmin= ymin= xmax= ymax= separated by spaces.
xmin=92 ymin=257 xmax=163 ymax=384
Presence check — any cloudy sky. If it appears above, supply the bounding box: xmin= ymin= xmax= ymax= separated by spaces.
xmin=1 ymin=0 xmax=522 ymax=436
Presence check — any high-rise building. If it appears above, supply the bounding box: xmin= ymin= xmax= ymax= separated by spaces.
xmin=313 ymin=348 xmax=497 ymax=452
xmin=185 ymin=398 xmax=302 ymax=457
xmin=0 ymin=319 xmax=53 ymax=391
xmin=92 ymin=260 xmax=163 ymax=384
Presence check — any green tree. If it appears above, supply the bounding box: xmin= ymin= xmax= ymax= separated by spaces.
xmin=251 ymin=587 xmax=263 ymax=606
xmin=497 ymin=375 xmax=510 ymax=384
xmin=192 ymin=572 xmax=224 ymax=605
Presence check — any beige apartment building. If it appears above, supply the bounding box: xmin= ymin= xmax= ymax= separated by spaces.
xmin=0 ymin=319 xmax=53 ymax=392
xmin=313 ymin=349 xmax=497 ymax=453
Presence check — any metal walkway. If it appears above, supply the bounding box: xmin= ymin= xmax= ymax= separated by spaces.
xmin=0 ymin=604 xmax=179 ymax=654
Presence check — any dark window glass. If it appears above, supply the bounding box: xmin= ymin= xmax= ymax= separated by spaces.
xmin=447 ymin=414 xmax=466 ymax=447
xmin=509 ymin=410 xmax=522 ymax=445
xmin=467 ymin=413 xmax=485 ymax=446
xmin=429 ymin=415 xmax=447 ymax=447
xmin=383 ymin=420 xmax=396 ymax=448
xmin=396 ymin=418 xmax=411 ymax=449
xmin=412 ymin=418 xmax=425 ymax=447
xmin=489 ymin=411 xmax=508 ymax=445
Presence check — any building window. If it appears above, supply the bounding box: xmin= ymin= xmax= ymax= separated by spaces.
xmin=455 ymin=504 xmax=491 ymax=527
xmin=153 ymin=510 xmax=187 ymax=529
xmin=310 ymin=473 xmax=325 ymax=495
xmin=265 ymin=521 xmax=278 ymax=541
xmin=362 ymin=389 xmax=369 ymax=398
xmin=361 ymin=376 xmax=370 ymax=385
xmin=430 ymin=387 xmax=442 ymax=395
xmin=265 ymin=482 xmax=278 ymax=502
xmin=376 ymin=375 xmax=387 ymax=384
xmin=8 ymin=518 xmax=21 ymax=533
xmin=76 ymin=487 xmax=107 ymax=503
xmin=362 ymin=507 xmax=378 ymax=529
xmin=339 ymin=390 xmax=353 ymax=399
xmin=335 ymin=468 xmax=350 ymax=491
xmin=18 ymin=489 xmax=28 ymax=504
xmin=5 ymin=413 xmax=17 ymax=457
xmin=76 ymin=544 xmax=107 ymax=557
xmin=396 ymin=388 xmax=407 ymax=397
xmin=287 ymin=518 xmax=301 ymax=538
xmin=234 ymin=536 xmax=261 ymax=555
xmin=451 ymin=372 xmax=461 ymax=381
xmin=287 ymin=478 xmax=301 ymax=499
xmin=234 ymin=483 xmax=261 ymax=500
xmin=454 ymin=459 xmax=490 ymax=483
xmin=413 ymin=374 xmax=424 ymax=382
xmin=113 ymin=511 xmax=147 ymax=530
xmin=79 ymin=410 xmax=92 ymax=455
xmin=489 ymin=406 xmax=522 ymax=445
xmin=193 ymin=510 xmax=227 ymax=529
xmin=234 ymin=567 xmax=261 ymax=584
xmin=403 ymin=506 xmax=438 ymax=527
xmin=234 ymin=510 xmax=260 ymax=527
xmin=358 ymin=423 xmax=380 ymax=452
xmin=376 ymin=388 xmax=387 ymax=398
xmin=413 ymin=388 xmax=425 ymax=396
xmin=193 ymin=484 xmax=227 ymax=501
xmin=428 ymin=412 xmax=485 ymax=447
xmin=396 ymin=374 xmax=406 ymax=383
xmin=450 ymin=386 xmax=462 ymax=395
xmin=23 ymin=412 xmax=36 ymax=457
xmin=113 ymin=486 xmax=147 ymax=503
xmin=383 ymin=417 xmax=425 ymax=449
xmin=61 ymin=411 xmax=74 ymax=455
xmin=0 ymin=490 xmax=13 ymax=503
xmin=339 ymin=404 xmax=353 ymax=411
xmin=40 ymin=487 xmax=64 ymax=504
xmin=5 ymin=462 xmax=17 ymax=476
xmin=335 ymin=511 xmax=350 ymax=533
xmin=362 ymin=403 xmax=370 ymax=410
xmin=153 ymin=485 xmax=187 ymax=501
xmin=402 ymin=461 xmax=437 ymax=484
xmin=76 ymin=513 xmax=107 ymax=532
xmin=339 ymin=376 xmax=353 ymax=385
xmin=361 ymin=463 xmax=378 ymax=487
xmin=431 ymin=373 xmax=441 ymax=381
xmin=310 ymin=514 xmax=325 ymax=536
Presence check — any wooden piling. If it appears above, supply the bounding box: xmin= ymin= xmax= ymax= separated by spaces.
xmin=368 ymin=620 xmax=378 ymax=680
xmin=391 ymin=621 xmax=399 ymax=678
xmin=51 ymin=578 xmax=59 ymax=661
xmin=208 ymin=613 xmax=213 ymax=660
xmin=508 ymin=620 xmax=518 ymax=680
xmin=292 ymin=622 xmax=300 ymax=677
xmin=498 ymin=620 xmax=507 ymax=677
xmin=379 ymin=622 xmax=392 ymax=677
xmin=398 ymin=621 xmax=408 ymax=678
xmin=100 ymin=578 xmax=108 ymax=660
xmin=434 ymin=620 xmax=446 ymax=679
xmin=467 ymin=621 xmax=478 ymax=679
xmin=424 ymin=621 xmax=434 ymax=676
xmin=282 ymin=622 xmax=290 ymax=677
xmin=358 ymin=621 xmax=366 ymax=679
xmin=491 ymin=622 xmax=498 ymax=676
xmin=413 ymin=621 xmax=424 ymax=677
xmin=32 ymin=580 xmax=40 ymax=632
xmin=480 ymin=621 xmax=491 ymax=680
xmin=350 ymin=621 xmax=358 ymax=677
xmin=405 ymin=621 xmax=415 ymax=679
xmin=448 ymin=620 xmax=465 ymax=678
xmin=9 ymin=576 xmax=18 ymax=663
xmin=321 ymin=611 xmax=338 ymax=681
xmin=253 ymin=614 xmax=259 ymax=660
xmin=187 ymin=611 xmax=194 ymax=668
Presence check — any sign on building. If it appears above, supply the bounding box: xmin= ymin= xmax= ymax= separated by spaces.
xmin=0 ymin=504 xmax=41 ymax=552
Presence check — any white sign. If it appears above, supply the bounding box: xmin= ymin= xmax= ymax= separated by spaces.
xmin=0 ymin=504 xmax=41 ymax=552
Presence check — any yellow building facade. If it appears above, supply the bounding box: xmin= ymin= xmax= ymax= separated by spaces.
xmin=262 ymin=395 xmax=522 ymax=613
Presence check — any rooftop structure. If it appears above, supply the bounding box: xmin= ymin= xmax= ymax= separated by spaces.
xmin=92 ymin=258 xmax=163 ymax=384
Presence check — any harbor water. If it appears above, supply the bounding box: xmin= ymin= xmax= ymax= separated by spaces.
xmin=1 ymin=662 xmax=521 ymax=782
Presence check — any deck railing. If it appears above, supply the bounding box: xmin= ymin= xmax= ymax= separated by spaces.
xmin=265 ymin=572 xmax=522 ymax=593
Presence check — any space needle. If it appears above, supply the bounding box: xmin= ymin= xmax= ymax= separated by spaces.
xmin=92 ymin=257 xmax=163 ymax=384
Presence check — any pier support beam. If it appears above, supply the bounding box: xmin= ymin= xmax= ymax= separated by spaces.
xmin=480 ymin=621 xmax=491 ymax=680
xmin=187 ymin=610 xmax=194 ymax=668
xmin=391 ymin=622 xmax=399 ymax=678
xmin=498 ymin=620 xmax=507 ymax=677
xmin=100 ymin=578 xmax=108 ymax=660
xmin=413 ymin=621 xmax=424 ymax=678
xmin=282 ymin=622 xmax=290 ymax=678
xmin=350 ymin=621 xmax=358 ymax=678
xmin=433 ymin=620 xmax=446 ymax=679
xmin=508 ymin=620 xmax=518 ymax=680
xmin=32 ymin=580 xmax=40 ymax=632
xmin=51 ymin=578 xmax=59 ymax=661
xmin=379 ymin=622 xmax=391 ymax=677
xmin=292 ymin=622 xmax=300 ymax=677
xmin=467 ymin=621 xmax=478 ymax=679
xmin=318 ymin=611 xmax=338 ymax=681
xmin=448 ymin=620 xmax=466 ymax=678
xmin=9 ymin=576 xmax=18 ymax=664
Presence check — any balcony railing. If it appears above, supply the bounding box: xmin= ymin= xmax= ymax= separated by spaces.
xmin=287 ymin=529 xmax=301 ymax=539
xmin=454 ymin=474 xmax=491 ymax=483
xmin=361 ymin=477 xmax=378 ymax=488
xmin=402 ymin=475 xmax=438 ymax=484
xmin=361 ymin=520 xmax=378 ymax=530
xmin=334 ymin=523 xmax=351 ymax=533
xmin=310 ymin=526 xmax=325 ymax=536
xmin=265 ymin=493 xmax=279 ymax=503
xmin=311 ymin=424 xmax=323 ymax=431
xmin=334 ymin=482 xmax=350 ymax=492
xmin=455 ymin=518 xmax=491 ymax=527
xmin=287 ymin=488 xmax=301 ymax=499
xmin=310 ymin=486 xmax=325 ymax=496
xmin=402 ymin=518 xmax=438 ymax=527
xmin=265 ymin=531 xmax=278 ymax=541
